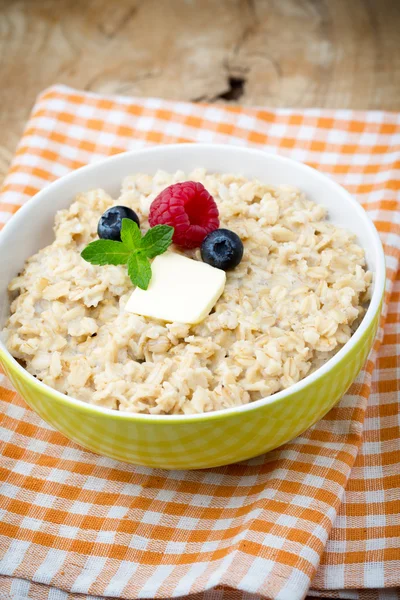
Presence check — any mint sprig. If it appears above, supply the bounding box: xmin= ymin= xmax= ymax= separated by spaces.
xmin=81 ymin=219 xmax=174 ymax=290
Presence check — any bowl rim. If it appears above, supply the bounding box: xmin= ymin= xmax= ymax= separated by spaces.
xmin=0 ymin=143 xmax=386 ymax=423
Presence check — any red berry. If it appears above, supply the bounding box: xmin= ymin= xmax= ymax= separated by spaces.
xmin=148 ymin=181 xmax=220 ymax=249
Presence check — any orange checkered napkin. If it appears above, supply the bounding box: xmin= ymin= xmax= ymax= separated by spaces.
xmin=0 ymin=86 xmax=399 ymax=600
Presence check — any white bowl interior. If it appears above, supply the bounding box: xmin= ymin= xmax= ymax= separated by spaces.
xmin=0 ymin=144 xmax=385 ymax=416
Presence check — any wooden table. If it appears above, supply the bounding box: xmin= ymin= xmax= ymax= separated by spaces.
xmin=1 ymin=0 xmax=399 ymax=181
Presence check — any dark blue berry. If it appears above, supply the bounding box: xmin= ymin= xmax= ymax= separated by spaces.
xmin=201 ymin=228 xmax=243 ymax=271
xmin=97 ymin=206 xmax=140 ymax=241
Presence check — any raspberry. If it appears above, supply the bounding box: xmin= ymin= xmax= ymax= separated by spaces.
xmin=149 ymin=181 xmax=220 ymax=249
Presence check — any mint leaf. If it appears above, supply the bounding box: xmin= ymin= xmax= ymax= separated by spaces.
xmin=127 ymin=252 xmax=152 ymax=290
xmin=141 ymin=225 xmax=174 ymax=258
xmin=120 ymin=218 xmax=141 ymax=250
xmin=81 ymin=240 xmax=131 ymax=265
xmin=81 ymin=219 xmax=174 ymax=289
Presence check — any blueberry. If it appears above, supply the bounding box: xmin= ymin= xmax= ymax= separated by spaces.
xmin=201 ymin=228 xmax=244 ymax=271
xmin=97 ymin=206 xmax=140 ymax=241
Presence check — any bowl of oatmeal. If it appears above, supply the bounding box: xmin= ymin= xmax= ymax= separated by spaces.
xmin=0 ymin=144 xmax=385 ymax=469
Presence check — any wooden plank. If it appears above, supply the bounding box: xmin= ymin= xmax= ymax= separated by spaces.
xmin=0 ymin=0 xmax=399 ymax=181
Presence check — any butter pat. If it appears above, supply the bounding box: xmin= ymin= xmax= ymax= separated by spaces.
xmin=125 ymin=252 xmax=226 ymax=324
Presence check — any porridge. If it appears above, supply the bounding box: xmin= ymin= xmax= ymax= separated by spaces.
xmin=2 ymin=169 xmax=372 ymax=415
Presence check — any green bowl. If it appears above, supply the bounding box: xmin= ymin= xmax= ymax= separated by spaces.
xmin=0 ymin=145 xmax=385 ymax=469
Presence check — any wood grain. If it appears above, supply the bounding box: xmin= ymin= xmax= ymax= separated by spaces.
xmin=0 ymin=0 xmax=399 ymax=181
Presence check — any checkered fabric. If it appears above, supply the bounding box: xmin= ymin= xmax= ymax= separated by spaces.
xmin=0 ymin=86 xmax=399 ymax=600
xmin=308 ymin=591 xmax=400 ymax=599
xmin=0 ymin=579 xmax=399 ymax=600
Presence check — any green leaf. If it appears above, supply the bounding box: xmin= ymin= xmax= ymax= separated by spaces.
xmin=120 ymin=218 xmax=142 ymax=250
xmin=127 ymin=252 xmax=152 ymax=290
xmin=81 ymin=240 xmax=131 ymax=266
xmin=80 ymin=220 xmax=173 ymax=288
xmin=140 ymin=225 xmax=174 ymax=258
